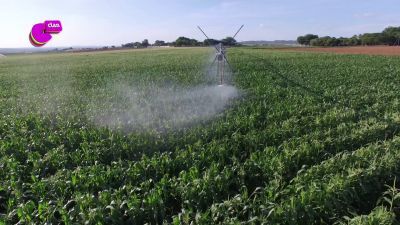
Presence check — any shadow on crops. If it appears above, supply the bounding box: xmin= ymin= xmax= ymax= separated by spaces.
xmin=240 ymin=51 xmax=340 ymax=105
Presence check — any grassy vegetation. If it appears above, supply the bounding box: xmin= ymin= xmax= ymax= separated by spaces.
xmin=0 ymin=47 xmax=400 ymax=224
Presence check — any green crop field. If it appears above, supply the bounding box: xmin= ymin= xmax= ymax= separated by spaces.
xmin=1 ymin=47 xmax=400 ymax=224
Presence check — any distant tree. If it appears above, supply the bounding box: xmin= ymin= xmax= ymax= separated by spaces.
xmin=111 ymin=45 xmax=116 ymax=48
xmin=175 ymin=37 xmax=199 ymax=47
xmin=308 ymin=35 xmax=363 ymax=47
xmin=221 ymin=37 xmax=237 ymax=46
xmin=142 ymin=39 xmax=149 ymax=48
xmin=360 ymin=33 xmax=384 ymax=46
xmin=337 ymin=37 xmax=348 ymax=46
xmin=133 ymin=42 xmax=142 ymax=48
xmin=122 ymin=42 xmax=135 ymax=48
xmin=310 ymin=38 xmax=319 ymax=46
xmin=189 ymin=38 xmax=200 ymax=46
xmin=204 ymin=39 xmax=220 ymax=46
xmin=347 ymin=35 xmax=361 ymax=46
xmin=297 ymin=36 xmax=306 ymax=45
xmin=175 ymin=37 xmax=190 ymax=46
xmin=299 ymin=25 xmax=400 ymax=47
xmin=304 ymin=34 xmax=319 ymax=45
xmin=382 ymin=26 xmax=400 ymax=45
xmin=310 ymin=36 xmax=341 ymax=47
xmin=122 ymin=42 xmax=146 ymax=48
xmin=154 ymin=40 xmax=166 ymax=46
xmin=297 ymin=34 xmax=319 ymax=46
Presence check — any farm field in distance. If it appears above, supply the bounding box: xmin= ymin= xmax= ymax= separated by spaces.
xmin=1 ymin=47 xmax=400 ymax=224
xmin=279 ymin=45 xmax=400 ymax=56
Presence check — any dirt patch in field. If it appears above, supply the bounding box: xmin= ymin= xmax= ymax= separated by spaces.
xmin=279 ymin=46 xmax=400 ymax=56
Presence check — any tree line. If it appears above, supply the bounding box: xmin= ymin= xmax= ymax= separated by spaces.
xmin=121 ymin=36 xmax=238 ymax=48
xmin=297 ymin=26 xmax=400 ymax=47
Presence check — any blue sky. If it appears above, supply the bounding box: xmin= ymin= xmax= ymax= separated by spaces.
xmin=1 ymin=0 xmax=400 ymax=48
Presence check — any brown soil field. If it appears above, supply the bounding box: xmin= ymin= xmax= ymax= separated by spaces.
xmin=279 ymin=46 xmax=400 ymax=56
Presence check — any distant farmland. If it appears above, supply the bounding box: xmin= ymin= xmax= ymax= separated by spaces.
xmin=279 ymin=45 xmax=400 ymax=56
xmin=0 ymin=47 xmax=400 ymax=224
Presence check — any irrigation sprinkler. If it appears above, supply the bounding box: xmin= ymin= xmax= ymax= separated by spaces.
xmin=198 ymin=25 xmax=244 ymax=85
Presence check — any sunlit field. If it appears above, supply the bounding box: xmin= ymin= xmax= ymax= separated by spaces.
xmin=1 ymin=47 xmax=400 ymax=224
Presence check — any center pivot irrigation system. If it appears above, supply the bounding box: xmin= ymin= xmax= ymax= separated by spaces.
xmin=197 ymin=25 xmax=244 ymax=85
